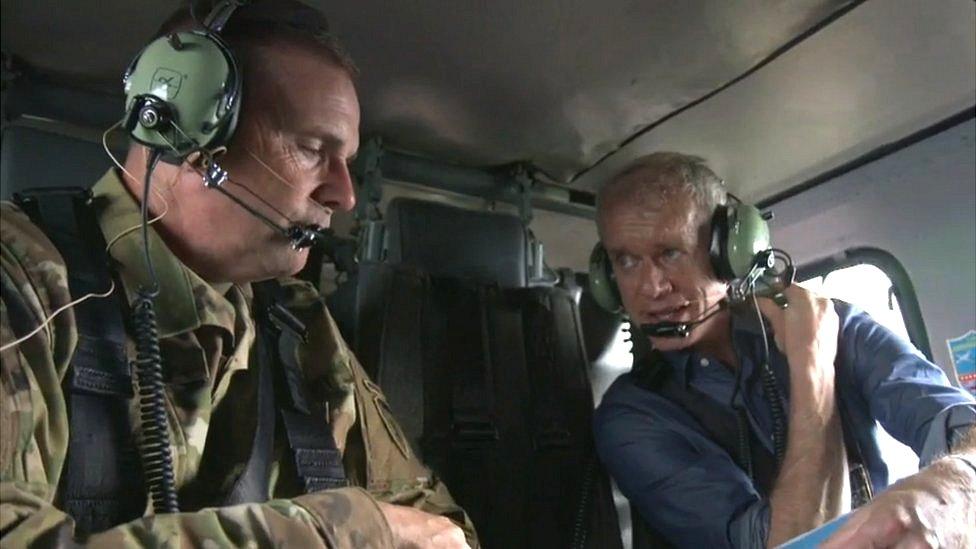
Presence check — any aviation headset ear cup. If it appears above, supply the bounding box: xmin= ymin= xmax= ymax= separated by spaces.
xmin=123 ymin=29 xmax=243 ymax=157
xmin=709 ymin=201 xmax=772 ymax=281
xmin=709 ymin=205 xmax=735 ymax=281
xmin=588 ymin=243 xmax=624 ymax=314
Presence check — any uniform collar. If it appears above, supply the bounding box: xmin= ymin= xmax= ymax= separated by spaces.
xmin=93 ymin=169 xmax=237 ymax=339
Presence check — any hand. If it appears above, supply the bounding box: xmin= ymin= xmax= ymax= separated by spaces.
xmin=377 ymin=501 xmax=471 ymax=549
xmin=757 ymin=286 xmax=839 ymax=373
xmin=821 ymin=458 xmax=976 ymax=549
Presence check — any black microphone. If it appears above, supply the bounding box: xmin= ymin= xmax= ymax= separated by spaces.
xmin=202 ymin=160 xmax=323 ymax=249
xmin=285 ymin=224 xmax=324 ymax=250
xmin=641 ymin=322 xmax=693 ymax=338
xmin=640 ymin=300 xmax=728 ymax=338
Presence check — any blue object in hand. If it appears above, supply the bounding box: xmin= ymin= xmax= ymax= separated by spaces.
xmin=777 ymin=514 xmax=850 ymax=548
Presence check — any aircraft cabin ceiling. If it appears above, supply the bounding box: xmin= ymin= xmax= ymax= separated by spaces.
xmin=2 ymin=0 xmax=974 ymax=203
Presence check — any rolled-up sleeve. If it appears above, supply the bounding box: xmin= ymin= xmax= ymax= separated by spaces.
xmin=840 ymin=305 xmax=976 ymax=460
xmin=919 ymin=404 xmax=976 ymax=465
xmin=594 ymin=375 xmax=767 ymax=548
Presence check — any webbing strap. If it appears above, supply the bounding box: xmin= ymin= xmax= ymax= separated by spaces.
xmin=521 ymin=290 xmax=573 ymax=451
xmin=639 ymin=354 xmax=779 ymax=496
xmin=253 ymin=281 xmax=348 ymax=493
xmin=835 ymin=349 xmax=874 ymax=507
xmin=451 ymin=284 xmax=498 ymax=446
xmin=13 ymin=187 xmax=145 ymax=536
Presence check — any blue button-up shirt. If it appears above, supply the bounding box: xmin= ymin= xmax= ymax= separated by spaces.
xmin=593 ymin=301 xmax=976 ymax=548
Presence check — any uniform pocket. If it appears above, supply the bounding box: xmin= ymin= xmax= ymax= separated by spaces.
xmin=363 ymin=378 xmax=412 ymax=460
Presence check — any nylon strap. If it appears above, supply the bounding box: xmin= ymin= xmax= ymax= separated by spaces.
xmin=253 ymin=281 xmax=348 ymax=492
xmin=14 ymin=187 xmax=146 ymax=536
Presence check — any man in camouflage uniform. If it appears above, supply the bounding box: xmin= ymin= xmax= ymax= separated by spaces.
xmin=0 ymin=1 xmax=476 ymax=547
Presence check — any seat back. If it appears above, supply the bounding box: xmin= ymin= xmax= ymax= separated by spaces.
xmin=330 ymin=197 xmax=621 ymax=549
xmin=385 ymin=197 xmax=529 ymax=287
xmin=1 ymin=123 xmax=112 ymax=200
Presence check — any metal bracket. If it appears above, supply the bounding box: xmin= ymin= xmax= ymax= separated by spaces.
xmin=202 ymin=158 xmax=229 ymax=188
xmin=510 ymin=163 xmax=534 ymax=225
xmin=351 ymin=137 xmax=385 ymax=222
xmin=349 ymin=138 xmax=386 ymax=262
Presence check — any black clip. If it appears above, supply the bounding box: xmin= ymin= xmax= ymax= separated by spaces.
xmin=267 ymin=303 xmax=308 ymax=343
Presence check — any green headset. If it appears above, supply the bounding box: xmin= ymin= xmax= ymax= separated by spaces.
xmin=588 ymin=199 xmax=772 ymax=315
xmin=121 ymin=1 xmax=248 ymax=158
xmin=120 ymin=0 xmax=335 ymax=250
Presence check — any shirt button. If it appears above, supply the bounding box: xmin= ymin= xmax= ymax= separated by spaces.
xmin=700 ymin=358 xmax=710 ymax=367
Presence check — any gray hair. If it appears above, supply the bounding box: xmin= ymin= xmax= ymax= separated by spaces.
xmin=596 ymin=152 xmax=727 ymax=231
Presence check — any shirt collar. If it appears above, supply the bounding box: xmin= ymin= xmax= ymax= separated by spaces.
xmin=93 ymin=169 xmax=237 ymax=339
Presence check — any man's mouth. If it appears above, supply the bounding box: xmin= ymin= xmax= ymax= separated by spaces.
xmin=643 ymin=302 xmax=692 ymax=324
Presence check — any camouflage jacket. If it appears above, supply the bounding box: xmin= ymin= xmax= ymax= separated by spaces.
xmin=0 ymin=170 xmax=477 ymax=547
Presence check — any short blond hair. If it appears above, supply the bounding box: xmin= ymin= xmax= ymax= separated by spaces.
xmin=596 ymin=152 xmax=727 ymax=234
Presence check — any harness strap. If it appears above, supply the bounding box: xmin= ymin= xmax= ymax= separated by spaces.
xmin=451 ymin=285 xmax=499 ymax=447
xmin=635 ymin=351 xmax=780 ymax=495
xmin=253 ymin=281 xmax=348 ymax=493
xmin=13 ymin=187 xmax=145 ymax=536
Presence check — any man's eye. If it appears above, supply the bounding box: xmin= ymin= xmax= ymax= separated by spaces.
xmin=298 ymin=145 xmax=320 ymax=158
xmin=615 ymin=255 xmax=638 ymax=270
xmin=296 ymin=144 xmax=328 ymax=168
xmin=661 ymin=248 xmax=682 ymax=262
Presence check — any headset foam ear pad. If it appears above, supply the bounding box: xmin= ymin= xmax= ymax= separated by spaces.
xmin=709 ymin=205 xmax=735 ymax=281
xmin=588 ymin=243 xmax=623 ymax=314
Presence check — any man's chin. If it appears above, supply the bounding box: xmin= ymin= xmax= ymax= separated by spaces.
xmin=251 ymin=245 xmax=309 ymax=281
xmin=649 ymin=335 xmax=694 ymax=352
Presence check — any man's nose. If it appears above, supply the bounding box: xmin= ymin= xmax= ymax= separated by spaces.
xmin=637 ymin=263 xmax=671 ymax=299
xmin=312 ymin=158 xmax=356 ymax=212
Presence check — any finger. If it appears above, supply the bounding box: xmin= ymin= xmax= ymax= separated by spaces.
xmin=821 ymin=511 xmax=873 ymax=549
xmin=756 ymin=294 xmax=785 ymax=317
xmin=892 ymin=532 xmax=936 ymax=549
xmin=852 ymin=509 xmax=913 ymax=548
xmin=431 ymin=526 xmax=468 ymax=549
xmin=754 ymin=298 xmax=787 ymax=351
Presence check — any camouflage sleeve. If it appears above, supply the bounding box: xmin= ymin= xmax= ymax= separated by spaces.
xmin=2 ymin=481 xmax=393 ymax=548
xmin=0 ymin=204 xmax=395 ymax=547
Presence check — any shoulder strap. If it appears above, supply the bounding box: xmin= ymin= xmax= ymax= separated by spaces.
xmin=13 ymin=187 xmax=146 ymax=536
xmin=253 ymin=280 xmax=348 ymax=493
xmin=834 ymin=346 xmax=874 ymax=507
xmin=633 ymin=351 xmax=779 ymax=494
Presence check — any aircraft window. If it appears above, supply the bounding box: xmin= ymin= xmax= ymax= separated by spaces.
xmin=798 ymin=263 xmax=910 ymax=341
xmin=797 ymin=259 xmax=921 ymax=483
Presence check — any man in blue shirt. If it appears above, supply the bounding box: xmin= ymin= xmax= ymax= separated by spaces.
xmin=592 ymin=152 xmax=976 ymax=548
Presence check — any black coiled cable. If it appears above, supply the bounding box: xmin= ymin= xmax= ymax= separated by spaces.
xmin=752 ymin=290 xmax=788 ymax=466
xmin=570 ymin=454 xmax=596 ymax=549
xmin=132 ymin=149 xmax=179 ymax=514
xmin=133 ymin=292 xmax=179 ymax=513
xmin=760 ymin=362 xmax=788 ymax=465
